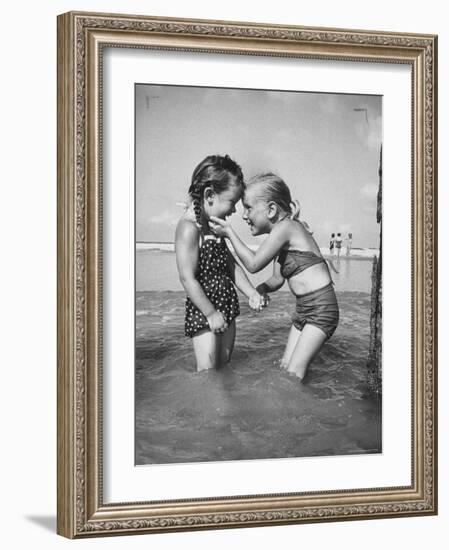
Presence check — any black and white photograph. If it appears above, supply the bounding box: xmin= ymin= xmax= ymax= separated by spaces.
xmin=3 ymin=0 xmax=441 ymax=544
xmin=135 ymin=83 xmax=383 ymax=466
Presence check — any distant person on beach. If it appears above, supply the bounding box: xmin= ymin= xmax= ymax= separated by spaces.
xmin=329 ymin=233 xmax=335 ymax=255
xmin=210 ymin=173 xmax=339 ymax=382
xmin=346 ymin=232 xmax=353 ymax=256
xmin=335 ymin=233 xmax=343 ymax=257
xmin=175 ymin=154 xmax=266 ymax=372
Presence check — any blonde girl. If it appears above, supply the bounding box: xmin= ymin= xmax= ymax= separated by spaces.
xmin=210 ymin=173 xmax=339 ymax=381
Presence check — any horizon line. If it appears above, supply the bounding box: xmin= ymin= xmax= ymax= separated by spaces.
xmin=136 ymin=241 xmax=379 ymax=250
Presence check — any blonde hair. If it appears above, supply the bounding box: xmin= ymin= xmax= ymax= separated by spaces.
xmin=248 ymin=173 xmax=300 ymax=220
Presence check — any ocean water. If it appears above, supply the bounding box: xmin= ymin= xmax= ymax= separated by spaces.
xmin=136 ymin=249 xmax=375 ymax=293
xmin=135 ymin=250 xmax=381 ymax=465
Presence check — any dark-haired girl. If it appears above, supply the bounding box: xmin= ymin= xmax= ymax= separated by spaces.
xmin=175 ymin=155 xmax=265 ymax=371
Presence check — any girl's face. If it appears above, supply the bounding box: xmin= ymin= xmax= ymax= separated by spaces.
xmin=242 ymin=186 xmax=271 ymax=236
xmin=205 ymin=183 xmax=242 ymax=220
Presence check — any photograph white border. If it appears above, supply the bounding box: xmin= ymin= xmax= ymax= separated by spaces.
xmin=102 ymin=47 xmax=411 ymax=503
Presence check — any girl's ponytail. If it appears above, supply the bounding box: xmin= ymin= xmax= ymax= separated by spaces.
xmin=189 ymin=182 xmax=203 ymax=228
xmin=290 ymin=199 xmax=312 ymax=233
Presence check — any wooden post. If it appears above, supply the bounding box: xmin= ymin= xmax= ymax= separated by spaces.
xmin=367 ymin=147 xmax=382 ymax=394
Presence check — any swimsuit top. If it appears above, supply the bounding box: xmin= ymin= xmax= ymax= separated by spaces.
xmin=277 ymin=249 xmax=326 ymax=279
xmin=197 ymin=235 xmax=232 ymax=286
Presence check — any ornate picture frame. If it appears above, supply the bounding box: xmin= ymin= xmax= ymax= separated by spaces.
xmin=57 ymin=11 xmax=437 ymax=538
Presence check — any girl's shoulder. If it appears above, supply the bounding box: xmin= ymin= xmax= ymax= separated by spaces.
xmin=175 ymin=214 xmax=201 ymax=242
xmin=269 ymin=217 xmax=293 ymax=240
xmin=286 ymin=219 xmax=318 ymax=250
xmin=268 ymin=218 xmax=303 ymax=250
xmin=281 ymin=217 xmax=308 ymax=238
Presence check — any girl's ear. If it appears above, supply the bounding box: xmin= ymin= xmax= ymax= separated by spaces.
xmin=266 ymin=201 xmax=278 ymax=220
xmin=203 ymin=186 xmax=215 ymax=204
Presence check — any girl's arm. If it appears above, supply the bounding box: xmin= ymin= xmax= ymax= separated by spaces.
xmin=226 ymin=248 xmax=266 ymax=310
xmin=175 ymin=220 xmax=227 ymax=331
xmin=210 ymin=217 xmax=288 ymax=274
xmin=226 ymin=248 xmax=257 ymax=298
xmin=256 ymin=258 xmax=285 ymax=294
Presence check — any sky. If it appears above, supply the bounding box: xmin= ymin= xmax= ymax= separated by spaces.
xmin=135 ymin=84 xmax=382 ymax=249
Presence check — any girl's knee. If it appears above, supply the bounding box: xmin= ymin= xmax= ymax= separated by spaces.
xmin=196 ymin=354 xmax=219 ymax=371
xmin=287 ymin=362 xmax=306 ymax=381
xmin=192 ymin=330 xmax=220 ymax=371
xmin=194 ymin=345 xmax=220 ymax=371
xmin=197 ymin=363 xmax=215 ymax=372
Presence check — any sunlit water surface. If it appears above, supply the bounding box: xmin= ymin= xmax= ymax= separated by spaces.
xmin=135 ymin=251 xmax=381 ymax=465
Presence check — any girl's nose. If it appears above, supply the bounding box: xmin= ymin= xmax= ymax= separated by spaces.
xmin=242 ymin=209 xmax=248 ymax=219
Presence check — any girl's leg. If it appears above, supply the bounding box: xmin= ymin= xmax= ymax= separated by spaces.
xmin=219 ymin=320 xmax=236 ymax=365
xmin=286 ymin=324 xmax=327 ymax=381
xmin=192 ymin=329 xmax=220 ymax=371
xmin=280 ymin=324 xmax=301 ymax=369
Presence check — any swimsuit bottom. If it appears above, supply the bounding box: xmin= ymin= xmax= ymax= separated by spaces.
xmin=184 ymin=275 xmax=239 ymax=338
xmin=292 ymin=282 xmax=339 ymax=339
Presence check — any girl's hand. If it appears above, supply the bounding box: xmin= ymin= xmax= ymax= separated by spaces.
xmin=255 ymin=285 xmax=271 ymax=307
xmin=207 ymin=310 xmax=228 ymax=333
xmin=209 ymin=216 xmax=230 ymax=238
xmin=249 ymin=291 xmax=269 ymax=311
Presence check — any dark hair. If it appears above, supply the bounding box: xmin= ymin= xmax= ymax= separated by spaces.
xmin=247 ymin=173 xmax=300 ymax=220
xmin=188 ymin=154 xmax=244 ymax=226
xmin=331 ymin=233 xmax=335 ymax=237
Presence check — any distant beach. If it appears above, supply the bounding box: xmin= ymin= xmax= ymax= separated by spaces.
xmin=135 ymin=246 xmax=381 ymax=465
xmin=137 ymin=241 xmax=379 ymax=258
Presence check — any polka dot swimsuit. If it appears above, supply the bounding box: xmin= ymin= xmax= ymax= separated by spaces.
xmin=185 ymin=235 xmax=240 ymax=337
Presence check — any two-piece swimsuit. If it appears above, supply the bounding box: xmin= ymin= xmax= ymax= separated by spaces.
xmin=277 ymin=249 xmax=339 ymax=339
xmin=184 ymin=235 xmax=239 ymax=337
